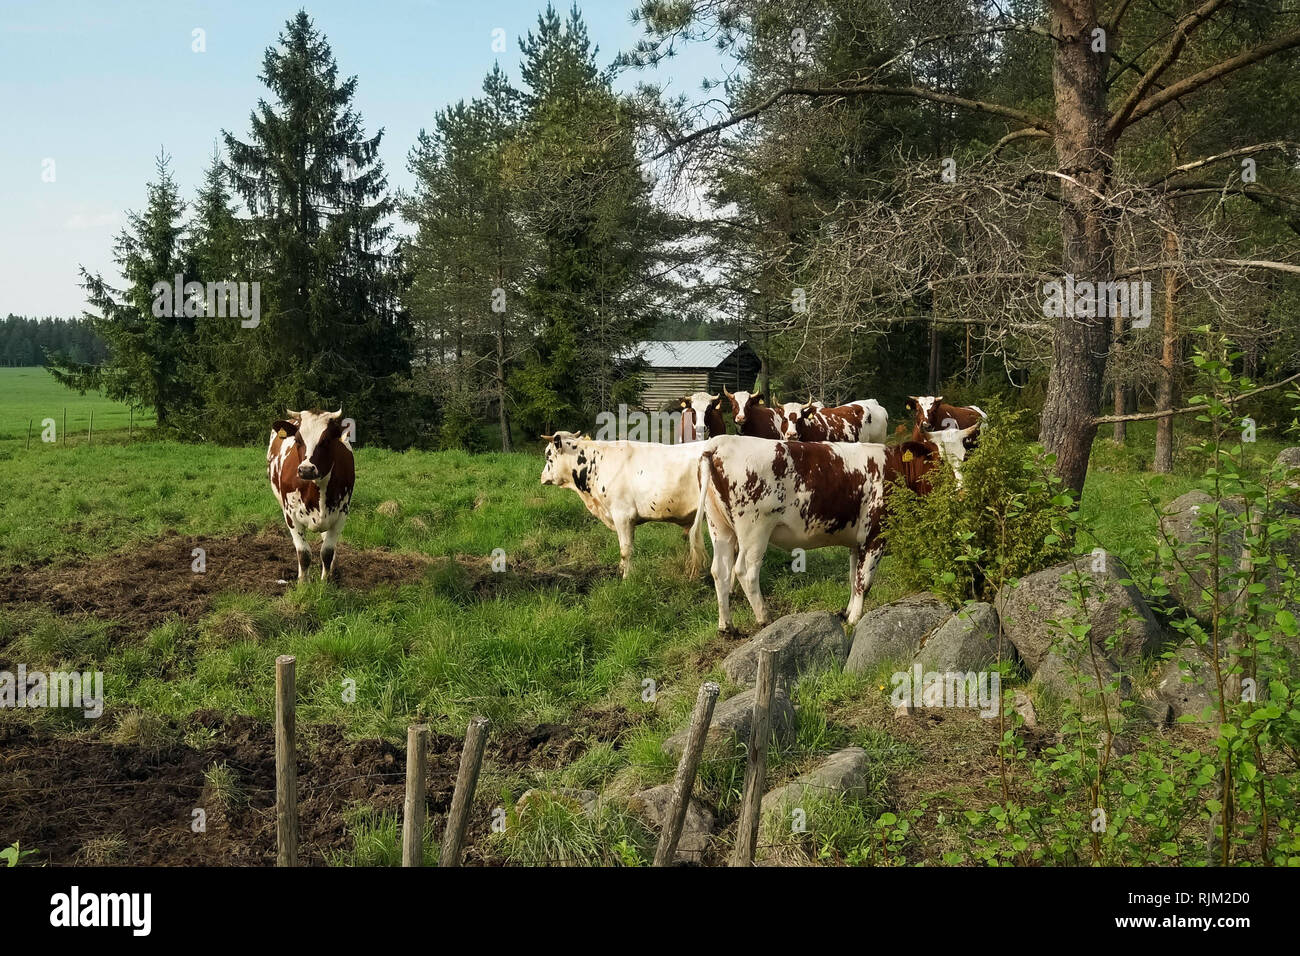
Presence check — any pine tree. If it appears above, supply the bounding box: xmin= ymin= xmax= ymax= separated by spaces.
xmin=223 ymin=9 xmax=411 ymax=445
xmin=509 ymin=3 xmax=667 ymax=433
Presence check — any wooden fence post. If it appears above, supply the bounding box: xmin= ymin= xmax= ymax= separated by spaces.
xmin=63 ymin=408 xmax=66 ymax=445
xmin=275 ymin=655 xmax=298 ymax=867
xmin=440 ymin=716 xmax=489 ymax=867
xmin=654 ymin=681 xmax=719 ymax=866
xmin=26 ymin=419 xmax=32 ymax=450
xmin=129 ymin=406 xmax=133 ymax=440
xmin=731 ymin=649 xmax=776 ymax=867
xmin=402 ymin=723 xmax=429 ymax=867
xmin=88 ymin=409 xmax=93 ymax=446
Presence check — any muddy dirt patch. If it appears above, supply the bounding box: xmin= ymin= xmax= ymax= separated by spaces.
xmin=0 ymin=530 xmax=432 ymax=637
xmin=492 ymin=705 xmax=644 ymax=768
xmin=0 ymin=712 xmax=471 ymax=866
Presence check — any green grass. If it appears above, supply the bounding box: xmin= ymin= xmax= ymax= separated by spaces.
xmin=0 ymin=366 xmax=154 ymax=442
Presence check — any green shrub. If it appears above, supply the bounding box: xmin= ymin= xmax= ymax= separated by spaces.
xmin=883 ymin=405 xmax=1073 ymax=605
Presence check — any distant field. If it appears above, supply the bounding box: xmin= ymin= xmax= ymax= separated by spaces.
xmin=0 ymin=366 xmax=155 ymax=442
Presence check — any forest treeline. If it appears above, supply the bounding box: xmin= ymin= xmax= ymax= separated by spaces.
xmin=1 ymin=316 xmax=105 ymax=368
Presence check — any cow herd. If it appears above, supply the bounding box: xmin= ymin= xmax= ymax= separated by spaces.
xmin=260 ymin=392 xmax=984 ymax=632
xmin=542 ymin=392 xmax=986 ymax=630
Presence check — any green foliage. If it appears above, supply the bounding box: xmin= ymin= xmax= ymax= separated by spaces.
xmin=1 ymin=842 xmax=38 ymax=867
xmin=492 ymin=791 xmax=654 ymax=866
xmin=883 ymin=406 xmax=1073 ymax=604
xmin=950 ymin=345 xmax=1300 ymax=866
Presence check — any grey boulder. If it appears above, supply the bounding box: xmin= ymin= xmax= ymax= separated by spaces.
xmin=760 ymin=747 xmax=871 ymax=815
xmin=914 ymin=602 xmax=1006 ymax=671
xmin=846 ymin=593 xmax=952 ymax=674
xmin=722 ymin=612 xmax=848 ymax=687
xmin=995 ymin=558 xmax=1166 ymax=674
xmin=661 ymin=686 xmax=797 ymax=759
xmin=627 ymin=784 xmax=714 ymax=863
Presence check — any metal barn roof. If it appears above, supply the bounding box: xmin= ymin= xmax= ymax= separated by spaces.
xmin=629 ymin=340 xmax=749 ymax=369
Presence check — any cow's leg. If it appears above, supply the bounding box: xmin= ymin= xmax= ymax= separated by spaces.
xmin=289 ymin=523 xmax=311 ymax=582
xmin=321 ymin=519 xmax=345 ymax=582
xmin=844 ymin=548 xmax=860 ymax=620
xmin=614 ymin=515 xmax=636 ymax=579
xmin=709 ymin=517 xmax=737 ymax=632
xmin=846 ymin=540 xmax=885 ymax=626
xmin=735 ymin=539 xmax=770 ymax=628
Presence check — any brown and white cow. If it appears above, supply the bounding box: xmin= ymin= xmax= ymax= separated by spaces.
xmin=777 ymin=399 xmax=889 ymax=443
xmin=676 ymin=392 xmax=727 ymax=442
xmin=267 ymin=408 xmax=355 ymax=582
xmin=905 ymin=395 xmax=986 ymax=442
xmin=904 ymin=396 xmax=986 ymax=486
xmin=540 ymin=431 xmax=706 ymax=578
xmin=687 ymin=435 xmax=940 ymax=630
xmin=723 ymin=388 xmax=785 ymax=439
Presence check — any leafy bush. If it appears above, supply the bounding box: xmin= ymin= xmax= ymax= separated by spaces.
xmin=883 ymin=405 xmax=1073 ymax=605
xmin=949 ymin=346 xmax=1300 ymax=866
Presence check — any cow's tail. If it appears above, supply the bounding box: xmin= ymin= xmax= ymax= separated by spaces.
xmin=687 ymin=452 xmax=712 ymax=578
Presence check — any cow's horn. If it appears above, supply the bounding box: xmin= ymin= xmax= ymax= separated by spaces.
xmin=329 ymin=408 xmax=343 ymax=420
xmin=540 ymin=433 xmax=554 ymax=441
xmin=724 ymin=386 xmax=734 ymax=398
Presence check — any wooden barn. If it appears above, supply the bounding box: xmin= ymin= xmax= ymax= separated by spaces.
xmin=629 ymin=340 xmax=762 ymax=411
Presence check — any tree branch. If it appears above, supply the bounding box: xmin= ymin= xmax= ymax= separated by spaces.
xmin=1108 ymin=0 xmax=1232 ymax=134
xmin=1092 ymin=372 xmax=1300 ymax=423
xmin=1148 ymin=140 xmax=1300 ymax=187
xmin=1113 ymin=27 xmax=1300 ymax=135
xmin=1113 ymin=258 xmax=1300 ymax=278
xmin=654 ymin=85 xmax=1053 ymax=159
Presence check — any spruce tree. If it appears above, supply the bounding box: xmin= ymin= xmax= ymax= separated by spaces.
xmin=223 ymin=9 xmax=411 ymax=444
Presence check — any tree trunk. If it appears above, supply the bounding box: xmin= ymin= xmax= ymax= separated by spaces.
xmin=1154 ymin=229 xmax=1180 ymax=473
xmin=495 ymin=317 xmax=512 ymax=452
xmin=927 ymin=321 xmax=941 ymax=393
xmin=1111 ymin=301 xmax=1127 ymax=443
xmin=1039 ymin=0 xmax=1114 ymax=497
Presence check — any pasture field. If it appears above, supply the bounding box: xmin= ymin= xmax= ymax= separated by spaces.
xmin=0 ymin=367 xmax=1292 ymax=866
xmin=0 ymin=366 xmax=155 ymax=443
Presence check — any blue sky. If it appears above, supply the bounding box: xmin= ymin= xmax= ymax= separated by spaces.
xmin=1 ymin=0 xmax=726 ymax=316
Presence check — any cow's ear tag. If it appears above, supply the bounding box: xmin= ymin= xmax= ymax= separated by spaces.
xmin=277 ymin=428 xmax=288 ymax=439
xmin=758 ymin=398 xmax=765 ymax=405
xmin=902 ymin=450 xmax=914 ymax=462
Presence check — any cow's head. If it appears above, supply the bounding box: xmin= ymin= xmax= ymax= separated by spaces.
xmin=724 ymin=387 xmax=766 ymax=425
xmin=924 ymin=422 xmax=982 ymax=487
xmin=679 ymin=392 xmax=722 ymax=440
xmin=776 ymin=401 xmax=806 ymax=439
xmin=539 ymin=431 xmax=588 ymax=487
xmin=273 ymin=408 xmax=345 ymax=483
xmin=905 ymin=395 xmax=946 ymax=430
